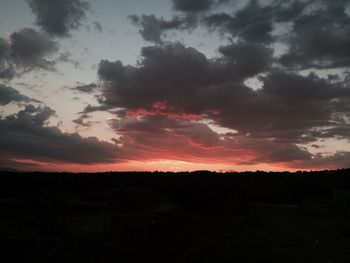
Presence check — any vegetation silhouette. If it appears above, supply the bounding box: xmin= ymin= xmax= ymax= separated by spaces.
xmin=0 ymin=169 xmax=350 ymax=262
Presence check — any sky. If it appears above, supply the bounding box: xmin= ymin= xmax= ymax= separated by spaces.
xmin=0 ymin=0 xmax=350 ymax=172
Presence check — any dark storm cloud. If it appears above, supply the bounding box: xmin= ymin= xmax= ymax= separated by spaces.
xmin=280 ymin=1 xmax=350 ymax=69
xmin=73 ymin=82 xmax=97 ymax=93
xmin=80 ymin=104 xmax=113 ymax=114
xmin=218 ymin=42 xmax=273 ymax=79
xmin=94 ymin=0 xmax=350 ymax=161
xmin=0 ymin=38 xmax=10 ymax=59
xmin=97 ymin=43 xmax=210 ymax=111
xmin=291 ymin=151 xmax=350 ymax=170
xmin=273 ymin=0 xmax=306 ymax=22
xmin=310 ymin=124 xmax=350 ymax=139
xmin=97 ymin=42 xmax=271 ymax=113
xmin=0 ymin=38 xmax=14 ymax=80
xmin=172 ymin=0 xmax=214 ymax=12
xmin=95 ymin=41 xmax=350 ymax=166
xmin=96 ymin=39 xmax=350 ymax=149
xmin=204 ymin=0 xmax=276 ymax=43
xmin=169 ymin=0 xmax=303 ymax=43
xmin=5 ymin=0 xmax=346 ymax=169
xmin=72 ymin=113 xmax=93 ymax=127
xmin=0 ymin=105 xmax=118 ymax=164
xmin=10 ymin=28 xmax=59 ymax=71
xmin=203 ymin=0 xmax=310 ymax=44
xmin=216 ymin=71 xmax=350 ymax=143
xmin=0 ymin=64 xmax=16 ymax=80
xmin=260 ymin=71 xmax=350 ymax=101
xmin=0 ymin=28 xmax=59 ymax=79
xmin=129 ymin=14 xmax=191 ymax=44
xmin=95 ymin=39 xmax=350 ymax=145
xmin=225 ymin=0 xmax=275 ymax=44
xmin=27 ymin=0 xmax=89 ymax=37
xmin=0 ymin=85 xmax=36 ymax=105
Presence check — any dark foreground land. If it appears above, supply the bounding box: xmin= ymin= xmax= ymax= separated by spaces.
xmin=1 ymin=169 xmax=350 ymax=262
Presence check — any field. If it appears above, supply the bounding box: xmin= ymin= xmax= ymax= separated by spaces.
xmin=1 ymin=169 xmax=350 ymax=262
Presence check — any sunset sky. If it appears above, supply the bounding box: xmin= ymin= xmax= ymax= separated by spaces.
xmin=0 ymin=0 xmax=350 ymax=172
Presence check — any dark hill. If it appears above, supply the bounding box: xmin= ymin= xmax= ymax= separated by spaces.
xmin=0 ymin=169 xmax=350 ymax=262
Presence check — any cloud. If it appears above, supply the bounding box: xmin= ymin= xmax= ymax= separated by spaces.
xmin=260 ymin=71 xmax=350 ymax=101
xmin=107 ymin=114 xmax=312 ymax=165
xmin=80 ymin=104 xmax=113 ymax=114
xmin=204 ymin=0 xmax=276 ymax=43
xmin=0 ymin=63 xmax=16 ymax=80
xmin=172 ymin=0 xmax=214 ymax=12
xmin=200 ymin=0 xmax=350 ymax=68
xmin=0 ymin=38 xmax=10 ymax=59
xmin=202 ymin=0 xmax=311 ymax=44
xmin=73 ymin=82 xmax=97 ymax=93
xmin=0 ymin=85 xmax=37 ymax=105
xmin=215 ymin=71 xmax=350 ymax=143
xmin=133 ymin=1 xmax=297 ymax=44
xmin=280 ymin=1 xmax=350 ymax=69
xmin=0 ymin=105 xmax=119 ymax=165
xmin=129 ymin=14 xmax=191 ymax=44
xmin=291 ymin=151 xmax=350 ymax=170
xmin=72 ymin=113 xmax=96 ymax=127
xmin=0 ymin=28 xmax=59 ymax=79
xmin=27 ymin=0 xmax=89 ymax=37
xmin=273 ymin=0 xmax=306 ymax=22
xmin=0 ymin=37 xmax=15 ymax=80
xmin=2 ymin=0 xmax=348 ymax=171
xmin=93 ymin=38 xmax=350 ymax=169
xmin=3 ymin=101 xmax=308 ymax=169
xmin=96 ymin=42 xmax=349 ymax=139
xmin=218 ymin=42 xmax=273 ymax=79
xmin=56 ymin=52 xmax=80 ymax=68
xmin=97 ymin=42 xmax=271 ymax=113
xmin=93 ymin=21 xmax=103 ymax=33
xmin=9 ymin=28 xmax=59 ymax=71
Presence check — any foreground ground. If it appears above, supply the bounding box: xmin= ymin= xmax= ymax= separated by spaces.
xmin=1 ymin=169 xmax=350 ymax=262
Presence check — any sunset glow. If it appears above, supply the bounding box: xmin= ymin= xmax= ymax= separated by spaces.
xmin=0 ymin=0 xmax=350 ymax=172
